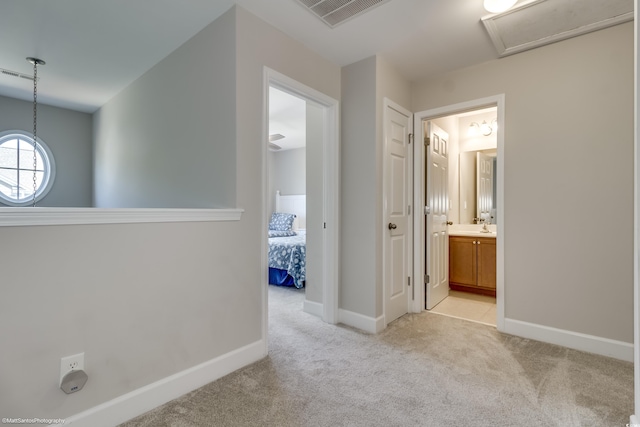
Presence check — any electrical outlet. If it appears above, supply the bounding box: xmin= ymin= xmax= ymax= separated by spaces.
xmin=60 ymin=353 xmax=84 ymax=385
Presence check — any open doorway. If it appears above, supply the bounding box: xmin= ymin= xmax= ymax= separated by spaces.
xmin=266 ymin=86 xmax=308 ymax=315
xmin=262 ymin=69 xmax=340 ymax=346
xmin=426 ymin=107 xmax=498 ymax=326
xmin=413 ymin=95 xmax=505 ymax=331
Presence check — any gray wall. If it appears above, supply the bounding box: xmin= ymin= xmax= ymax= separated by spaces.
xmin=412 ymin=22 xmax=634 ymax=343
xmin=93 ymin=9 xmax=237 ymax=208
xmin=340 ymin=55 xmax=411 ymax=319
xmin=234 ymin=3 xmax=340 ymax=314
xmin=0 ymin=95 xmax=93 ymax=206
xmin=306 ymin=104 xmax=323 ymax=304
xmin=271 ymin=147 xmax=306 ymax=200
xmin=0 ymin=5 xmax=341 ymax=420
xmin=341 ymin=57 xmax=378 ymax=318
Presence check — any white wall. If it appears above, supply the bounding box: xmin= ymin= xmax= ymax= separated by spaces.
xmin=0 ymin=95 xmax=93 ymax=206
xmin=413 ymin=22 xmax=634 ymax=343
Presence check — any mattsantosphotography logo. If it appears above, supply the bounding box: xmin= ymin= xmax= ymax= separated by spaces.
xmin=2 ymin=419 xmax=65 ymax=425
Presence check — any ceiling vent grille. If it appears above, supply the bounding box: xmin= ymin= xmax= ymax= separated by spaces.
xmin=0 ymin=67 xmax=38 ymax=81
xmin=295 ymin=0 xmax=391 ymax=28
xmin=482 ymin=0 xmax=633 ymax=57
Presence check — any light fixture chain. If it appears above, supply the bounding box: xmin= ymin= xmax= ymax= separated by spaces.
xmin=31 ymin=61 xmax=39 ymax=207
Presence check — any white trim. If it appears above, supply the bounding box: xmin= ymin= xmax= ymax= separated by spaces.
xmin=339 ymin=309 xmax=385 ymax=334
xmin=630 ymin=415 xmax=639 ymax=426
xmin=504 ymin=318 xmax=633 ymax=362
xmin=263 ymin=67 xmax=340 ymax=332
xmin=303 ymin=299 xmax=324 ymax=318
xmin=413 ymin=95 xmax=505 ymax=333
xmin=61 ymin=340 xmax=265 ymax=427
xmin=0 ymin=207 xmax=243 ymax=227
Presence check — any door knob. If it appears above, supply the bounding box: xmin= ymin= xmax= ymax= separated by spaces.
xmin=388 ymin=223 xmax=397 ymax=230
xmin=446 ymin=221 xmax=453 ymax=225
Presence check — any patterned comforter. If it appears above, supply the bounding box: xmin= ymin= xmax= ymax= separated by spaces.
xmin=268 ymin=234 xmax=306 ymax=288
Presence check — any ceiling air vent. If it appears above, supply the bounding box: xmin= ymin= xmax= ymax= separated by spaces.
xmin=295 ymin=0 xmax=392 ymax=28
xmin=482 ymin=0 xmax=633 ymax=57
xmin=0 ymin=67 xmax=37 ymax=81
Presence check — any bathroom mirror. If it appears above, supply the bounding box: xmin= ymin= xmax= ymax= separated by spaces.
xmin=459 ymin=149 xmax=497 ymax=225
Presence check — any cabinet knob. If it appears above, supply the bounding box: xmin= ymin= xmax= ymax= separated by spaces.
xmin=446 ymin=221 xmax=453 ymax=225
xmin=388 ymin=223 xmax=397 ymax=230
xmin=473 ymin=241 xmax=477 ymax=244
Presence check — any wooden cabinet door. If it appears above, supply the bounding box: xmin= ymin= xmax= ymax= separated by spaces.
xmin=476 ymin=237 xmax=496 ymax=289
xmin=449 ymin=236 xmax=476 ymax=287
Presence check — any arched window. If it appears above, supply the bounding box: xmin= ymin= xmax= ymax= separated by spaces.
xmin=0 ymin=130 xmax=55 ymax=206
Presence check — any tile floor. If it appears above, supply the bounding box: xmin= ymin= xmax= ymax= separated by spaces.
xmin=429 ymin=290 xmax=496 ymax=326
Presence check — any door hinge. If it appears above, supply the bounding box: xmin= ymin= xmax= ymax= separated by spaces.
xmin=424 ymin=206 xmax=430 ymax=215
xmin=424 ymin=136 xmax=430 ymax=146
xmin=407 ymin=277 xmax=411 ymax=287
xmin=425 ymin=274 xmax=430 ymax=284
xmin=408 ymin=133 xmax=413 ymax=144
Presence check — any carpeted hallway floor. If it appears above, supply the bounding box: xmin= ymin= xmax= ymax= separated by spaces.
xmin=120 ymin=285 xmax=633 ymax=426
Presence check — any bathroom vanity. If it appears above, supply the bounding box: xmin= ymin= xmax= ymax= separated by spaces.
xmin=449 ymin=232 xmax=496 ymax=297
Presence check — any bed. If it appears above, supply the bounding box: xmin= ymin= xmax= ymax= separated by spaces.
xmin=268 ymin=192 xmax=306 ymax=288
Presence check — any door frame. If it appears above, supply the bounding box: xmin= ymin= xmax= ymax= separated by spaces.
xmin=261 ymin=68 xmax=340 ymax=346
xmin=382 ymin=98 xmax=414 ymax=326
xmin=412 ymin=94 xmax=505 ymax=332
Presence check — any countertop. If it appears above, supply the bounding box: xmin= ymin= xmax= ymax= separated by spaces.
xmin=448 ymin=224 xmax=497 ymax=238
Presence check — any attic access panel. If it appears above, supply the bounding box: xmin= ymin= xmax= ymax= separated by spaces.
xmin=482 ymin=0 xmax=633 ymax=57
xmin=295 ymin=0 xmax=391 ymax=28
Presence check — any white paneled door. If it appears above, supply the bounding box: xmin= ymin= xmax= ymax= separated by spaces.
xmin=384 ymin=101 xmax=412 ymax=325
xmin=425 ymin=122 xmax=450 ymax=310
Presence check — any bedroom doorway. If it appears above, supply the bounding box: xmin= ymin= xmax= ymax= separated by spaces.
xmin=267 ymin=87 xmax=309 ymax=296
xmin=263 ymin=68 xmax=340 ymax=344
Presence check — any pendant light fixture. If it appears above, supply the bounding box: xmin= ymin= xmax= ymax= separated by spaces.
xmin=26 ymin=57 xmax=45 ymax=207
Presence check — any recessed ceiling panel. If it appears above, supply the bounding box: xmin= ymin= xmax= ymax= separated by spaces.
xmin=482 ymin=0 xmax=633 ymax=57
xmin=295 ymin=0 xmax=392 ymax=28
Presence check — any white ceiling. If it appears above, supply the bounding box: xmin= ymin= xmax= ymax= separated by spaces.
xmin=0 ymin=0 xmax=631 ymax=114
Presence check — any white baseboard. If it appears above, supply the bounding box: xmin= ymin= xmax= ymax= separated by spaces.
xmin=504 ymin=318 xmax=633 ymax=362
xmin=303 ymin=298 xmax=323 ymax=318
xmin=339 ymin=308 xmax=385 ymax=334
xmin=63 ymin=340 xmax=265 ymax=427
xmin=630 ymin=414 xmax=639 ymax=426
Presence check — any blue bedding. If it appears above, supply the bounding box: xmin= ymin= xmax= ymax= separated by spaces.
xmin=268 ymin=234 xmax=306 ymax=288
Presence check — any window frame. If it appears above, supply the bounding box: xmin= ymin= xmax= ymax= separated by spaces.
xmin=0 ymin=130 xmax=56 ymax=207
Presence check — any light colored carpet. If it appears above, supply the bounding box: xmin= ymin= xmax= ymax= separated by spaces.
xmin=120 ymin=285 xmax=633 ymax=426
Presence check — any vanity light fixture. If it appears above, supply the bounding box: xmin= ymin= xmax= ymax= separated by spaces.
xmin=483 ymin=0 xmax=517 ymax=14
xmin=468 ymin=119 xmax=498 ymax=137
